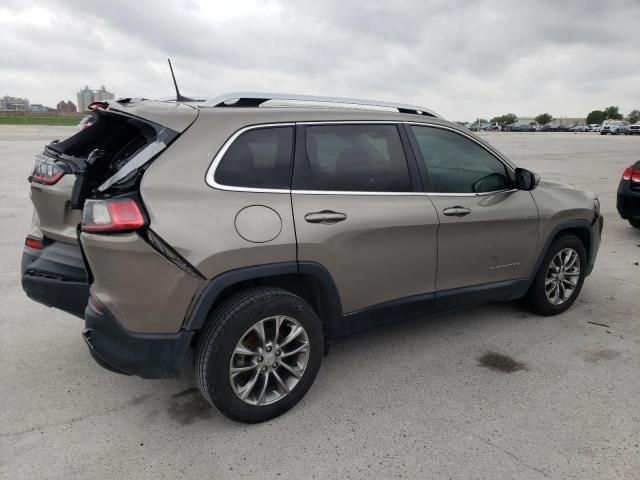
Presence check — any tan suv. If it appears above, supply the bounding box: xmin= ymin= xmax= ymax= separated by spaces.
xmin=21 ymin=93 xmax=603 ymax=422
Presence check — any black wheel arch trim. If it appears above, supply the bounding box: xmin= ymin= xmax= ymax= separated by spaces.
xmin=183 ymin=261 xmax=343 ymax=333
xmin=515 ymin=218 xmax=597 ymax=297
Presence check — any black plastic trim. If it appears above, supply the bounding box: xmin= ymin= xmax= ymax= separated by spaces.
xmin=512 ymin=218 xmax=598 ymax=298
xmin=21 ymin=241 xmax=90 ymax=318
xmin=22 ymin=274 xmax=89 ymax=318
xmin=84 ymin=302 xmax=193 ymax=379
xmin=435 ymin=279 xmax=527 ymax=311
xmin=185 ymin=262 xmax=299 ymax=330
xmin=336 ymin=292 xmax=436 ymax=337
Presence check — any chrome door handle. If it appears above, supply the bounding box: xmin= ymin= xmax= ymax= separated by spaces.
xmin=443 ymin=206 xmax=472 ymax=217
xmin=304 ymin=210 xmax=347 ymax=224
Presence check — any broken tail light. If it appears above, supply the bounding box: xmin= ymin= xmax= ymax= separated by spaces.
xmin=81 ymin=198 xmax=147 ymax=233
xmin=31 ymin=156 xmax=65 ymax=185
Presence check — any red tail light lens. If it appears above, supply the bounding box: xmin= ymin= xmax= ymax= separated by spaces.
xmin=623 ymin=166 xmax=640 ymax=182
xmin=81 ymin=199 xmax=146 ymax=233
xmin=25 ymin=236 xmax=44 ymax=250
xmin=31 ymin=157 xmax=65 ymax=185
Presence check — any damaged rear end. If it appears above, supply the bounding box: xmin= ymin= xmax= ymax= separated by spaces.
xmin=22 ymin=99 xmax=198 ymax=324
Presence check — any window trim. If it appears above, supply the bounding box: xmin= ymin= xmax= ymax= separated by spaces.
xmin=205 ymin=123 xmax=295 ymax=193
xmin=205 ymin=120 xmax=517 ymax=196
xmin=293 ymin=122 xmax=420 ymax=195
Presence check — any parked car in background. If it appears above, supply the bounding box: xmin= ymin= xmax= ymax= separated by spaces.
xmin=588 ymin=124 xmax=601 ymax=132
xmin=511 ymin=123 xmax=537 ymax=132
xmin=601 ymin=120 xmax=630 ymax=135
xmin=77 ymin=115 xmax=96 ymax=130
xmin=569 ymin=125 xmax=588 ymax=132
xmin=537 ymin=124 xmax=552 ymax=132
xmin=21 ymin=93 xmax=603 ymax=422
xmin=617 ymin=161 xmax=640 ymax=228
xmin=469 ymin=123 xmax=492 ymax=132
xmin=629 ymin=123 xmax=640 ymax=135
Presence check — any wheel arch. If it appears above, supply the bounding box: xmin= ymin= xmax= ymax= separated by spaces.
xmin=184 ymin=262 xmax=343 ymax=339
xmin=525 ymin=219 xmax=593 ymax=291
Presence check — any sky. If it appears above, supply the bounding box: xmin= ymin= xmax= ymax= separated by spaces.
xmin=1 ymin=0 xmax=639 ymax=121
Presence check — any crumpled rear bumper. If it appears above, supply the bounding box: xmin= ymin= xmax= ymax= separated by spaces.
xmin=21 ymin=240 xmax=89 ymax=318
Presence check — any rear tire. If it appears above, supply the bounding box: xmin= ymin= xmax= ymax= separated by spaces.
xmin=629 ymin=219 xmax=640 ymax=228
xmin=195 ymin=287 xmax=323 ymax=423
xmin=525 ymin=235 xmax=586 ymax=315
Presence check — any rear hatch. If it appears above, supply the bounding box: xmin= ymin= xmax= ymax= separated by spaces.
xmin=22 ymin=99 xmax=198 ymax=317
xmin=31 ymin=99 xmax=197 ymax=239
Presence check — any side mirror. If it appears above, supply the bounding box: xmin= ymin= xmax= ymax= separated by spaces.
xmin=515 ymin=168 xmax=540 ymax=190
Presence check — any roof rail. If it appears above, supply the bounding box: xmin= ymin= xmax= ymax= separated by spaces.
xmin=202 ymin=92 xmax=441 ymax=118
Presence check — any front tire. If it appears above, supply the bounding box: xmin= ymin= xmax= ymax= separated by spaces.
xmin=525 ymin=235 xmax=586 ymax=315
xmin=629 ymin=219 xmax=640 ymax=228
xmin=195 ymin=287 xmax=323 ymax=423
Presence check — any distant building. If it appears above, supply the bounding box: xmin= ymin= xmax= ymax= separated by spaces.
xmin=30 ymin=104 xmax=55 ymax=112
xmin=0 ymin=95 xmax=30 ymax=111
xmin=77 ymin=85 xmax=114 ymax=112
xmin=57 ymin=100 xmax=77 ymax=113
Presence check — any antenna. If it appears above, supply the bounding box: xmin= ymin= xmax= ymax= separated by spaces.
xmin=167 ymin=59 xmax=195 ymax=102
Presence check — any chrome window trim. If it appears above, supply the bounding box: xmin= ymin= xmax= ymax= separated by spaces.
xmin=205 ymin=120 xmax=518 ymax=197
xmin=425 ymin=188 xmax=518 ymax=197
xmin=205 ymin=122 xmax=295 ymax=194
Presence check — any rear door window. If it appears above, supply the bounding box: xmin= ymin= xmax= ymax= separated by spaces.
xmin=214 ymin=126 xmax=294 ymax=189
xmin=299 ymin=124 xmax=411 ymax=192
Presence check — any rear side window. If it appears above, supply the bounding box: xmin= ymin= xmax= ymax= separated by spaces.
xmin=215 ymin=126 xmax=294 ymax=189
xmin=301 ymin=124 xmax=411 ymax=192
xmin=410 ymin=126 xmax=511 ymax=193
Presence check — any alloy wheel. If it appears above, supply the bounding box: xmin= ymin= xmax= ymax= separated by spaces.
xmin=229 ymin=315 xmax=310 ymax=406
xmin=545 ymin=247 xmax=580 ymax=305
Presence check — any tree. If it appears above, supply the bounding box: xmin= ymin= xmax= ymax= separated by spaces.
xmin=603 ymin=106 xmax=623 ymax=120
xmin=586 ymin=110 xmax=606 ymax=125
xmin=627 ymin=109 xmax=640 ymax=124
xmin=490 ymin=113 xmax=518 ymax=125
xmin=535 ymin=113 xmax=553 ymax=125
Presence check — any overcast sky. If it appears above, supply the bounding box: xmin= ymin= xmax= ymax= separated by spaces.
xmin=1 ymin=0 xmax=638 ymax=120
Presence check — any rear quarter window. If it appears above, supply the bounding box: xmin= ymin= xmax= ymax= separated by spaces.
xmin=214 ymin=126 xmax=294 ymax=189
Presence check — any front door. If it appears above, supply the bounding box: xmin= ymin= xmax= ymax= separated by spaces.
xmin=408 ymin=124 xmax=539 ymax=292
xmin=291 ymin=123 xmax=439 ymax=314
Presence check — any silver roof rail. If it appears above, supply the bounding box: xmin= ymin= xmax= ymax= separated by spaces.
xmin=202 ymin=92 xmax=441 ymax=118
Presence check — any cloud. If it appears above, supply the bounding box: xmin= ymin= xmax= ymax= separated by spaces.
xmin=1 ymin=0 xmax=638 ymax=119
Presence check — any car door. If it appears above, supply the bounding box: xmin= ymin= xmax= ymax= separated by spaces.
xmin=291 ymin=123 xmax=439 ymax=316
xmin=407 ymin=124 xmax=539 ymax=293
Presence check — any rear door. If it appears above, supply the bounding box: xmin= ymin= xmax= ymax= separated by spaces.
xmin=408 ymin=124 xmax=539 ymax=292
xmin=291 ymin=123 xmax=439 ymax=316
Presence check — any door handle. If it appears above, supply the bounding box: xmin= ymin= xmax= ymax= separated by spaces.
xmin=443 ymin=206 xmax=472 ymax=217
xmin=304 ymin=210 xmax=347 ymax=224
